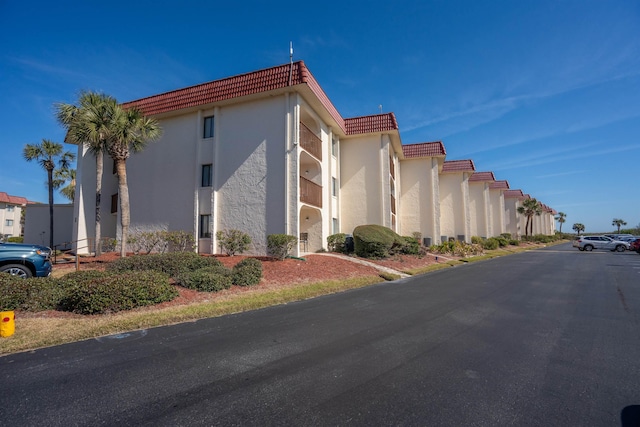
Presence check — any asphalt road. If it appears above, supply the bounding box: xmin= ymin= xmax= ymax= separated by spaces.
xmin=2 ymin=243 xmax=640 ymax=426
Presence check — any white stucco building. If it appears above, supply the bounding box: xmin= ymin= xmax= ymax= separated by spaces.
xmin=71 ymin=61 xmax=557 ymax=256
xmin=439 ymin=160 xmax=475 ymax=243
xmin=0 ymin=192 xmax=28 ymax=239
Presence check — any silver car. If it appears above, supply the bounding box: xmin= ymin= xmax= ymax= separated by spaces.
xmin=573 ymin=235 xmax=630 ymax=252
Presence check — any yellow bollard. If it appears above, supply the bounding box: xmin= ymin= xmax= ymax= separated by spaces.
xmin=0 ymin=311 xmax=15 ymax=337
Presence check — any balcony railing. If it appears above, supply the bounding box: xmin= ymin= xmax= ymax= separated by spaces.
xmin=300 ymin=122 xmax=322 ymax=161
xmin=300 ymin=176 xmax=322 ymax=208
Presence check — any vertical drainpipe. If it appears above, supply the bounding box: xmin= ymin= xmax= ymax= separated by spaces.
xmin=211 ymin=106 xmax=220 ymax=254
xmin=285 ymin=92 xmax=290 ymax=236
xmin=194 ymin=110 xmax=202 ymax=253
xmin=379 ymin=135 xmax=385 ymax=226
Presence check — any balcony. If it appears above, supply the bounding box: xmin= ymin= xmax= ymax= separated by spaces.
xmin=300 ymin=122 xmax=322 ymax=161
xmin=300 ymin=176 xmax=322 ymax=208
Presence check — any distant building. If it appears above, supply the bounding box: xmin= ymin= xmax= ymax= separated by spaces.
xmin=0 ymin=191 xmax=29 ymax=239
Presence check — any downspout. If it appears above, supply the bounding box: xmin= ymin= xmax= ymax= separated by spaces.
xmin=211 ymin=106 xmax=220 ymax=254
xmin=285 ymin=92 xmax=290 ymax=236
xmin=194 ymin=110 xmax=202 ymax=252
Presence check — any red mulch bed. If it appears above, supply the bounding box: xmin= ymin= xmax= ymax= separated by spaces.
xmin=26 ymin=252 xmax=440 ymax=318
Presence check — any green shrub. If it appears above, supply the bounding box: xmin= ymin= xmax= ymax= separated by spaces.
xmin=0 ymin=274 xmax=65 ymax=311
xmin=232 ymin=258 xmax=263 ymax=286
xmin=59 ymin=270 xmax=177 ymax=315
xmin=400 ymin=236 xmax=420 ymax=255
xmin=327 ymin=233 xmax=347 ymax=253
xmin=509 ymin=239 xmax=520 ymax=246
xmin=431 ymin=240 xmax=484 ymax=257
xmin=216 ymin=229 xmax=252 ymax=256
xmin=353 ymin=225 xmax=410 ymax=259
xmin=267 ymin=234 xmax=298 ymax=260
xmin=482 ymin=237 xmax=500 ymax=250
xmin=176 ymin=266 xmax=233 ymax=292
xmin=107 ymin=252 xmax=222 ymax=278
xmin=7 ymin=236 xmax=24 ymax=243
xmin=0 ymin=273 xmax=31 ymax=310
xmin=471 ymin=236 xmax=484 ymax=244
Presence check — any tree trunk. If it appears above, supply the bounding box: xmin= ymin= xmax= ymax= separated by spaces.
xmin=95 ymin=153 xmax=103 ymax=256
xmin=47 ymin=167 xmax=54 ymax=249
xmin=524 ymin=216 xmax=530 ymax=237
xmin=115 ymin=159 xmax=130 ymax=257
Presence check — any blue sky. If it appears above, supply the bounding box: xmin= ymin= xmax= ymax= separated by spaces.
xmin=1 ymin=0 xmax=638 ymax=233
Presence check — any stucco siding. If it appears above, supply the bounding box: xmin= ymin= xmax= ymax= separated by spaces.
xmin=340 ymin=135 xmax=383 ymax=234
xmin=399 ymin=158 xmax=436 ymax=243
xmin=215 ymin=97 xmax=287 ymax=254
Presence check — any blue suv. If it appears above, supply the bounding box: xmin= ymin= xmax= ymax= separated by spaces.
xmin=0 ymin=242 xmax=53 ymax=278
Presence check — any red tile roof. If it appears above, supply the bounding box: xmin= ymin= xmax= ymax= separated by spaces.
xmin=123 ymin=61 xmax=347 ymax=133
xmin=504 ymin=189 xmax=525 ymax=198
xmin=442 ymin=159 xmax=475 ymax=173
xmin=489 ymin=180 xmax=510 ymax=190
xmin=468 ymin=171 xmax=495 ymax=182
xmin=344 ymin=113 xmax=398 ymax=135
xmin=0 ymin=192 xmax=28 ymax=205
xmin=401 ymin=141 xmax=446 ymax=158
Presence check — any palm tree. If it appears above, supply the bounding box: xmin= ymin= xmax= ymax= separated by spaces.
xmin=612 ymin=218 xmax=627 ymax=233
xmin=555 ymin=212 xmax=567 ymax=233
xmin=108 ymin=105 xmax=162 ymax=257
xmin=572 ymin=223 xmax=585 ymax=235
xmin=56 ymin=91 xmax=118 ymax=256
xmin=517 ymin=198 xmax=542 ymax=237
xmin=23 ymin=139 xmax=75 ymax=248
xmin=53 ymin=168 xmax=76 ymax=202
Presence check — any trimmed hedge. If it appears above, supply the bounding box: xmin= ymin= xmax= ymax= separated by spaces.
xmin=176 ymin=265 xmax=233 ymax=292
xmin=327 ymin=233 xmax=348 ymax=253
xmin=232 ymin=258 xmax=263 ymax=286
xmin=353 ymin=225 xmax=416 ymax=259
xmin=58 ymin=270 xmax=177 ymax=315
xmin=0 ymin=274 xmax=64 ymax=311
xmin=106 ymin=252 xmax=222 ymax=278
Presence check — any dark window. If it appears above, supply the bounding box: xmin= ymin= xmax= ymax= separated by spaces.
xmin=332 ymin=177 xmax=338 ymax=197
xmin=201 ymin=164 xmax=212 ymax=187
xmin=111 ymin=193 xmax=118 ymax=214
xmin=203 ymin=116 xmax=214 ymax=138
xmin=199 ymin=215 xmax=211 ymax=238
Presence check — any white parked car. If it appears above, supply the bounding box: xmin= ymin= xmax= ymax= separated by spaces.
xmin=573 ymin=235 xmax=630 ymax=252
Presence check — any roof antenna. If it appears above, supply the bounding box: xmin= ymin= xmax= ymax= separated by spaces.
xmin=378 ymin=104 xmax=383 ymax=113
xmin=288 ymin=41 xmax=294 ymax=86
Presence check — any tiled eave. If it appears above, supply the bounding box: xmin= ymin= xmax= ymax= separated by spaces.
xmin=122 ymin=61 xmax=347 ymax=134
xmin=469 ymin=171 xmax=496 ymax=182
xmin=442 ymin=159 xmax=475 ymax=173
xmin=0 ymin=192 xmax=28 ymax=205
xmin=402 ymin=141 xmax=446 ymax=158
xmin=489 ymin=180 xmax=510 ymax=190
xmin=504 ymin=189 xmax=525 ymax=199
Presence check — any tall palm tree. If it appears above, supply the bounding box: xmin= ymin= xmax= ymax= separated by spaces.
xmin=612 ymin=218 xmax=627 ymax=233
xmin=23 ymin=139 xmax=75 ymax=248
xmin=517 ymin=198 xmax=542 ymax=237
xmin=108 ymin=105 xmax=162 ymax=257
xmin=572 ymin=223 xmax=585 ymax=235
xmin=53 ymin=168 xmax=76 ymax=202
xmin=555 ymin=212 xmax=567 ymax=233
xmin=56 ymin=91 xmax=118 ymax=256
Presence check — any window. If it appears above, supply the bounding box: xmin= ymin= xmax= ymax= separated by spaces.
xmin=111 ymin=193 xmax=118 ymax=214
xmin=199 ymin=214 xmax=212 ymax=238
xmin=332 ymin=177 xmax=338 ymax=197
xmin=331 ymin=137 xmax=337 ymax=157
xmin=7 ymin=206 xmax=14 ymax=212
xmin=203 ymin=116 xmax=214 ymax=138
xmin=5 ymin=219 xmax=13 ymax=226
xmin=201 ymin=164 xmax=212 ymax=187
xmin=332 ymin=218 xmax=339 ymax=234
